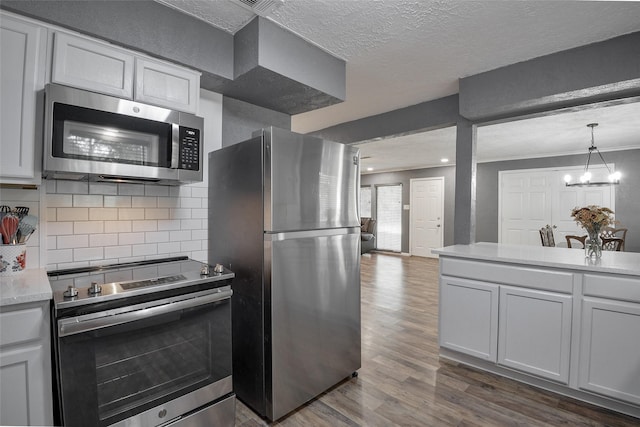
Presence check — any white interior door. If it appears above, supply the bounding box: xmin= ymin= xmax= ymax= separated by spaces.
xmin=410 ymin=177 xmax=444 ymax=257
xmin=499 ymin=166 xmax=615 ymax=246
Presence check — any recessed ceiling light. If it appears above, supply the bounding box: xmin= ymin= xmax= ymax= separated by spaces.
xmin=366 ymin=167 xmax=374 ymax=171
xmin=441 ymin=158 xmax=449 ymax=163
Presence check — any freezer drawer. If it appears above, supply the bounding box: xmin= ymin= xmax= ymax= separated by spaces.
xmin=266 ymin=229 xmax=361 ymax=420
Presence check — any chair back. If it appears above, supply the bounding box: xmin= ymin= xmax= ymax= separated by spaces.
xmin=539 ymin=225 xmax=556 ymax=247
xmin=565 ymin=235 xmax=587 ymax=249
xmin=602 ymin=237 xmax=624 ymax=252
xmin=600 ymin=227 xmax=627 ymax=251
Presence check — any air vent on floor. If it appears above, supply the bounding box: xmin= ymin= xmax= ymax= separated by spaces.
xmin=230 ymin=0 xmax=285 ymax=16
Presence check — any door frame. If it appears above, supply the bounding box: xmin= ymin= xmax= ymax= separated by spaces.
xmin=409 ymin=177 xmax=445 ymax=257
xmin=375 ymin=183 xmax=403 ymax=252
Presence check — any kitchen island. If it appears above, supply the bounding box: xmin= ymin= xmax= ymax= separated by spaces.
xmin=433 ymin=243 xmax=640 ymax=419
xmin=0 ymin=268 xmax=53 ymax=426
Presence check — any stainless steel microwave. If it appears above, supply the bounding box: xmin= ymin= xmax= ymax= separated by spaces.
xmin=44 ymin=84 xmax=203 ymax=185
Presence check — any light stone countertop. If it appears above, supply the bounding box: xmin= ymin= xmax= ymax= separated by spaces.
xmin=0 ymin=268 xmax=52 ymax=307
xmin=432 ymin=242 xmax=640 ymax=277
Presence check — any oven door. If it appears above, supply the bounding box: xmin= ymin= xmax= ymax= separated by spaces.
xmin=55 ymin=288 xmax=232 ymax=427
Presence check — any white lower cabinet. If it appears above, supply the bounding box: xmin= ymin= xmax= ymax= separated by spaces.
xmin=579 ymin=298 xmax=640 ymax=405
xmin=439 ymin=276 xmax=499 ymax=361
xmin=0 ymin=301 xmax=53 ymax=426
xmin=497 ymin=286 xmax=572 ymax=384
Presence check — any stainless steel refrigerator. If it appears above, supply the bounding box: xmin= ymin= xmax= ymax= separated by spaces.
xmin=208 ymin=127 xmax=361 ymax=421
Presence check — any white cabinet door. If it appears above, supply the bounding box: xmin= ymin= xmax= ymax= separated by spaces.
xmin=439 ymin=276 xmax=499 ymax=361
xmin=498 ymin=286 xmax=572 ymax=383
xmin=52 ymin=32 xmax=134 ymax=98
xmin=0 ymin=301 xmax=52 ymax=426
xmin=134 ymin=57 xmax=200 ymax=114
xmin=579 ymin=298 xmax=640 ymax=405
xmin=0 ymin=13 xmax=46 ymax=184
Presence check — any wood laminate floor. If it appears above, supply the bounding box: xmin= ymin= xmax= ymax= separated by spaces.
xmin=235 ymin=253 xmax=639 ymax=426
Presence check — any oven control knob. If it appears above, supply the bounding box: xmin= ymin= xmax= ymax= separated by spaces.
xmin=63 ymin=284 xmax=78 ymax=298
xmin=88 ymin=281 xmax=102 ymax=295
xmin=214 ymin=264 xmax=224 ymax=274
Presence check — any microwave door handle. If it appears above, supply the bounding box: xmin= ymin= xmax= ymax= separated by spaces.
xmin=171 ymin=123 xmax=180 ymax=169
xmin=58 ymin=288 xmax=232 ymax=337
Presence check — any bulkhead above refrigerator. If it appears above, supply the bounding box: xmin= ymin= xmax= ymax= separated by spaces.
xmin=43 ymin=84 xmax=204 ymax=185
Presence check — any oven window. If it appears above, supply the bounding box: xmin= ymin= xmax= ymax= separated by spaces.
xmin=52 ymin=103 xmax=171 ymax=167
xmin=95 ymin=319 xmax=210 ymax=420
xmin=56 ymin=298 xmax=231 ymax=427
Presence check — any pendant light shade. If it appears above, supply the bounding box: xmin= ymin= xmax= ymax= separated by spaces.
xmin=564 ymin=123 xmax=621 ymax=187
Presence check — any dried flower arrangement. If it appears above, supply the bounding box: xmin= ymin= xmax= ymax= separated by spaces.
xmin=570 ymin=205 xmax=615 ymax=235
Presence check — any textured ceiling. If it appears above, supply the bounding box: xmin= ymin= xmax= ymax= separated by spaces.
xmin=156 ymin=0 xmax=640 ymax=172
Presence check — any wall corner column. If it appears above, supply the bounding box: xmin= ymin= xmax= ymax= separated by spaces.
xmin=454 ymin=118 xmax=476 ymax=244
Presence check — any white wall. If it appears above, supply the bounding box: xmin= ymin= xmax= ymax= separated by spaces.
xmin=41 ymin=89 xmax=222 ymax=270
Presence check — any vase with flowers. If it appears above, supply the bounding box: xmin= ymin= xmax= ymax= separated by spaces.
xmin=570 ymin=205 xmax=615 ymax=259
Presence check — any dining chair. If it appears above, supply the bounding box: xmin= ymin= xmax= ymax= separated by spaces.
xmin=602 ymin=237 xmax=624 ymax=252
xmin=600 ymin=227 xmax=627 ymax=251
xmin=539 ymin=225 xmax=556 ymax=247
xmin=565 ymin=235 xmax=587 ymax=249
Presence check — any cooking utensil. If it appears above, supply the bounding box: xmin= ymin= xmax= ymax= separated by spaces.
xmin=17 ymin=215 xmax=38 ymax=243
xmin=15 ymin=206 xmax=29 ymax=218
xmin=1 ymin=214 xmax=19 ymax=245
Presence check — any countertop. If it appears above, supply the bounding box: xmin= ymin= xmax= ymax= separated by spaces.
xmin=432 ymin=242 xmax=640 ymax=277
xmin=0 ymin=268 xmax=52 ymax=307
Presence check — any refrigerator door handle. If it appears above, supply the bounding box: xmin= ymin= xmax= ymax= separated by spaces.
xmin=265 ymin=227 xmax=360 ymax=241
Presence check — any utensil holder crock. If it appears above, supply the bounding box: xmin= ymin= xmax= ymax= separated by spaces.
xmin=0 ymin=244 xmax=27 ymax=276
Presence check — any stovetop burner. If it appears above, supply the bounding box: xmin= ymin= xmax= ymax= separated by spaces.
xmin=49 ymin=256 xmax=233 ymax=311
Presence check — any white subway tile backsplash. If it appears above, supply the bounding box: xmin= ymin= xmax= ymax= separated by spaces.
xmin=119 ymin=208 xmax=145 ymax=220
xmin=181 ymin=198 xmax=201 ymax=209
xmin=181 ymin=219 xmax=202 ymax=230
xmin=47 ymin=208 xmax=57 ymax=221
xmin=191 ymin=208 xmax=207 ymax=219
xmin=104 ymin=221 xmax=132 ymax=233
xmin=57 ymin=208 xmax=89 ymax=221
xmin=157 ymin=242 xmax=175 ymax=254
xmin=191 ymin=187 xmax=208 ymax=198
xmin=145 ymin=231 xmax=169 ymax=243
xmin=48 ymin=249 xmax=73 ymax=264
xmin=90 ymin=234 xmax=119 ymax=247
xmin=157 ymin=197 xmax=179 ymax=208
xmin=145 ymin=209 xmax=169 ymax=220
xmin=157 ymin=220 xmax=181 ymax=231
xmin=47 ymin=194 xmax=73 ymax=207
xmin=45 ymin=179 xmax=56 ymax=193
xmin=56 ymin=180 xmax=90 ymax=195
xmin=58 ymin=235 xmax=88 ymax=249
xmin=74 ymin=247 xmax=104 ymax=261
xmin=46 ymin=236 xmax=57 ymax=250
xmin=119 ymin=232 xmax=145 ymax=245
xmin=132 ymin=220 xmax=158 ymax=232
xmin=145 ymin=185 xmax=169 ymax=197
xmin=74 ymin=195 xmax=103 ymax=207
xmin=90 ymin=208 xmax=118 ymax=221
xmin=181 ymin=240 xmax=202 ymax=252
xmin=74 ymin=221 xmax=104 ymax=234
xmin=105 ymin=245 xmax=131 ymax=259
xmin=118 ymin=183 xmax=145 ymax=196
xmin=169 ymin=230 xmax=191 ymax=241
xmin=104 ymin=196 xmax=132 ymax=208
xmin=132 ymin=196 xmax=157 ymax=208
xmin=48 ymin=222 xmax=73 ymax=236
xmin=132 ymin=243 xmax=158 ymax=256
xmin=89 ymin=182 xmax=118 ymax=195
xmin=170 ymin=208 xmax=191 ymax=219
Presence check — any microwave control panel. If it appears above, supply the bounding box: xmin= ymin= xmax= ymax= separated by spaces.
xmin=179 ymin=127 xmax=200 ymax=170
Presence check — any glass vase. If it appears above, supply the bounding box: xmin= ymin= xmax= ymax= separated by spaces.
xmin=585 ymin=232 xmax=602 ymax=259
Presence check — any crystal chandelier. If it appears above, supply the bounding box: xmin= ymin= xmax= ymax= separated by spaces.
xmin=564 ymin=123 xmax=621 ymax=187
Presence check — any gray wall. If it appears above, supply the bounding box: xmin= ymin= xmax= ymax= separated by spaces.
xmin=476 ymin=149 xmax=640 ymax=252
xmin=361 ymin=166 xmax=456 ymax=253
xmin=222 ymin=96 xmax=291 ymax=147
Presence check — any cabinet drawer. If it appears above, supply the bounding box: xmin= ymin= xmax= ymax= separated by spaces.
xmin=0 ymin=303 xmax=46 ymax=347
xmin=440 ymin=257 xmax=574 ymax=293
xmin=583 ymin=274 xmax=640 ymax=304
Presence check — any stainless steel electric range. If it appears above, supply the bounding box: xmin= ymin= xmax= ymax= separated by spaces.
xmin=48 ymin=256 xmax=235 ymax=427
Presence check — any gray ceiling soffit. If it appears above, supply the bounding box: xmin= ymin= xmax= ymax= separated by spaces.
xmin=1 ymin=1 xmax=346 ymax=115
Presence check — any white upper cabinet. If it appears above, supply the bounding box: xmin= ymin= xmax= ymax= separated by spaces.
xmin=51 ymin=32 xmax=200 ymax=113
xmin=135 ymin=57 xmax=199 ymax=114
xmin=52 ymin=32 xmax=134 ymax=98
xmin=0 ymin=13 xmax=47 ymax=185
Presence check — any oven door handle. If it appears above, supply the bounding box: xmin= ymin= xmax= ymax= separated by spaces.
xmin=58 ymin=288 xmax=232 ymax=337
